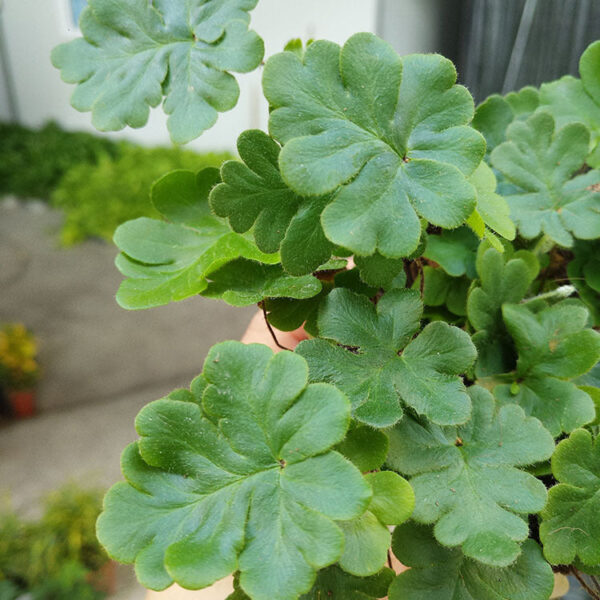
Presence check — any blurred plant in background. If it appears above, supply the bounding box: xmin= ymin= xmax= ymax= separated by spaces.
xmin=0 ymin=324 xmax=39 ymax=391
xmin=0 ymin=121 xmax=232 ymax=246
xmin=0 ymin=483 xmax=109 ymax=599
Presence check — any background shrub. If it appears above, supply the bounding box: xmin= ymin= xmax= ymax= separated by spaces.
xmin=51 ymin=144 xmax=231 ymax=245
xmin=0 ymin=121 xmax=120 ymax=200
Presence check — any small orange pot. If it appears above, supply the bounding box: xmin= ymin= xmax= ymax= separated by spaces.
xmin=7 ymin=388 xmax=36 ymax=418
xmin=87 ymin=560 xmax=117 ymax=596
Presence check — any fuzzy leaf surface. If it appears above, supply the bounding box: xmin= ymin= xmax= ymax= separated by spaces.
xmin=389 ymin=523 xmax=554 ymax=600
xmin=296 ymin=288 xmax=476 ymax=428
xmin=113 ymin=169 xmax=278 ymax=309
xmin=97 ymin=342 xmax=372 ymax=600
xmin=51 ymin=0 xmax=263 ymax=143
xmin=491 ymin=111 xmax=600 ymax=246
xmin=387 ymin=386 xmax=555 ymax=566
xmin=540 ymin=429 xmax=600 ymax=566
xmin=494 ymin=301 xmax=599 ymax=436
xmin=467 ymin=246 xmax=538 ymax=377
xmin=210 ymin=130 xmax=334 ymax=275
xmin=263 ymin=33 xmax=484 ymax=258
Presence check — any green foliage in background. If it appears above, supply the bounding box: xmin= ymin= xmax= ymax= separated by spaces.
xmin=0 ymin=121 xmax=120 ymax=200
xmin=0 ymin=483 xmax=108 ymax=598
xmin=53 ymin=5 xmax=600 ymax=599
xmin=52 ymin=144 xmax=231 ymax=245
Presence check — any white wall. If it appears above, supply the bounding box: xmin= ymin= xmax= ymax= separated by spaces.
xmin=1 ymin=0 xmax=379 ymax=152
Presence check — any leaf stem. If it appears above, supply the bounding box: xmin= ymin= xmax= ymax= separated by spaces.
xmin=570 ymin=566 xmax=600 ymax=599
xmin=260 ymin=302 xmax=292 ymax=351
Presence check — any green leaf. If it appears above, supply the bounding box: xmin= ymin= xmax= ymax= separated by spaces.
xmin=467 ymin=246 xmax=538 ymax=377
xmin=354 ymin=253 xmax=406 ymax=290
xmin=541 ymin=429 xmax=600 ymax=566
xmin=389 ymin=523 xmax=554 ymax=600
xmin=51 ymin=0 xmax=264 ymax=143
xmin=209 ymin=130 xmax=334 ymax=275
xmin=113 ymin=169 xmax=278 ymax=310
xmin=491 ymin=111 xmax=600 ymax=247
xmin=539 ymin=42 xmax=600 ymax=167
xmin=335 ymin=423 xmax=389 ymax=472
xmin=387 ymin=386 xmax=555 ymax=566
xmin=473 ymin=86 xmax=539 ymax=157
xmin=338 ymin=471 xmax=414 ymax=576
xmin=424 ymin=227 xmax=478 ymax=278
xmin=263 ymin=33 xmax=484 ymax=258
xmin=420 ymin=267 xmax=470 ymax=317
xmin=468 ymin=162 xmax=516 ymax=241
xmin=493 ymin=301 xmax=599 ymax=436
xmin=201 ymin=258 xmax=322 ymax=306
xmin=297 ymin=288 xmax=476 ymax=428
xmin=568 ymin=241 xmax=600 ymax=326
xmin=97 ymin=342 xmax=372 ymax=599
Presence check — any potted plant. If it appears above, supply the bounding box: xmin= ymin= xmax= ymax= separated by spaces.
xmin=51 ymin=3 xmax=600 ymax=599
xmin=0 ymin=323 xmax=40 ymax=418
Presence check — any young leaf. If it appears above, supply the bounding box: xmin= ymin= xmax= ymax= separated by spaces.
xmin=97 ymin=342 xmax=372 ymax=599
xmin=540 ymin=429 xmax=600 ymax=566
xmin=209 ymin=130 xmax=334 ymax=275
xmin=491 ymin=111 xmax=600 ymax=247
xmin=338 ymin=471 xmax=414 ymax=576
xmin=51 ymin=0 xmax=264 ymax=143
xmin=467 ymin=162 xmax=516 ymax=241
xmin=296 ymin=288 xmax=476 ymax=428
xmin=387 ymin=386 xmax=555 ymax=566
xmin=113 ymin=169 xmax=278 ymax=310
xmin=201 ymin=258 xmax=322 ymax=306
xmin=467 ymin=246 xmax=538 ymax=377
xmin=493 ymin=301 xmax=600 ymax=436
xmin=389 ymin=523 xmax=554 ymax=600
xmin=263 ymin=33 xmax=485 ymax=258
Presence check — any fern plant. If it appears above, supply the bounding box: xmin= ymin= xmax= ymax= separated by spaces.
xmin=53 ymin=2 xmax=600 ymax=598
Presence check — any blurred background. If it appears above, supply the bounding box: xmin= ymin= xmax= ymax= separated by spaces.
xmin=0 ymin=0 xmax=598 ymax=598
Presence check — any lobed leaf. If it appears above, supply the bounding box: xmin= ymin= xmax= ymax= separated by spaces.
xmin=467 ymin=245 xmax=538 ymax=377
xmin=568 ymin=240 xmax=600 ymax=326
xmin=201 ymin=258 xmax=322 ymax=306
xmin=389 ymin=523 xmax=554 ymax=600
xmin=494 ymin=301 xmax=599 ymax=436
xmin=541 ymin=429 xmax=600 ymax=566
xmin=473 ymin=86 xmax=540 ymax=157
xmin=209 ymin=130 xmax=334 ymax=275
xmin=51 ymin=0 xmax=264 ymax=143
xmin=491 ymin=111 xmax=600 ymax=247
xmin=97 ymin=342 xmax=372 ymax=600
xmin=539 ymin=41 xmax=600 ymax=167
xmin=297 ymin=288 xmax=476 ymax=428
xmin=387 ymin=386 xmax=555 ymax=566
xmin=113 ymin=169 xmax=279 ymax=309
xmin=263 ymin=33 xmax=485 ymax=258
